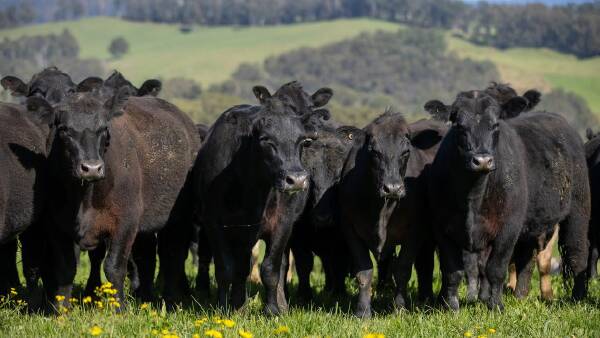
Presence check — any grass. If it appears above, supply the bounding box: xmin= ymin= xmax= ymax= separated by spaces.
xmin=1 ymin=249 xmax=599 ymax=337
xmin=1 ymin=17 xmax=599 ymax=113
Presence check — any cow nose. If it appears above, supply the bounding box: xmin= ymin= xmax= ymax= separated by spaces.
xmin=381 ymin=183 xmax=405 ymax=199
xmin=282 ymin=171 xmax=309 ymax=192
xmin=471 ymin=154 xmax=495 ymax=172
xmin=79 ymin=160 xmax=105 ymax=181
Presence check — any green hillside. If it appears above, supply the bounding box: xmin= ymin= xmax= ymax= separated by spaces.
xmin=0 ymin=17 xmax=599 ymax=112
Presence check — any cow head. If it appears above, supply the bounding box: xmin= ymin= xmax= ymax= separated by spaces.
xmin=364 ymin=110 xmax=411 ymax=200
xmin=103 ymin=71 xmax=162 ymax=97
xmin=25 ymin=89 xmax=127 ymax=182
xmin=2 ymin=67 xmax=76 ymax=104
xmin=302 ymin=125 xmax=361 ymax=225
xmin=425 ymin=91 xmax=528 ymax=173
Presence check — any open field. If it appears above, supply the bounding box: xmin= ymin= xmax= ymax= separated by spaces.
xmin=1 ymin=17 xmax=599 ymax=113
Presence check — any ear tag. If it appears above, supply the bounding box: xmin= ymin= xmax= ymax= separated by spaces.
xmin=348 ymin=133 xmax=353 ymax=140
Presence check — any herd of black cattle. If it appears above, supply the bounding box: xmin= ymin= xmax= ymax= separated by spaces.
xmin=0 ymin=67 xmax=599 ymax=318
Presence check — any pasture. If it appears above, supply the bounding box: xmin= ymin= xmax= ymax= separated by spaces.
xmin=1 ymin=253 xmax=599 ymax=337
xmin=1 ymin=17 xmax=599 ymax=114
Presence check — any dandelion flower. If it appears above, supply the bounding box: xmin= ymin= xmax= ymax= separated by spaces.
xmin=363 ymin=334 xmax=385 ymax=338
xmin=488 ymin=328 xmax=496 ymax=334
xmin=151 ymin=329 xmax=159 ymax=335
xmin=10 ymin=288 xmax=17 ymax=296
xmin=477 ymin=335 xmax=487 ymax=338
xmin=273 ymin=326 xmax=290 ymax=335
xmin=238 ymin=329 xmax=253 ymax=338
xmin=195 ymin=318 xmax=208 ymax=327
xmin=83 ymin=296 xmax=92 ymax=304
xmin=221 ymin=319 xmax=235 ymax=328
xmin=89 ymin=325 xmax=103 ymax=336
xmin=193 ymin=335 xmax=200 ymax=338
xmin=140 ymin=303 xmax=150 ymax=310
xmin=464 ymin=332 xmax=473 ymax=337
xmin=55 ymin=295 xmax=65 ymax=302
xmin=69 ymin=298 xmax=78 ymax=303
xmin=205 ymin=329 xmax=223 ymax=338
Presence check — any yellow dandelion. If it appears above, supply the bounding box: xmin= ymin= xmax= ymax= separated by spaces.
xmin=193 ymin=335 xmax=200 ymax=338
xmin=488 ymin=329 xmax=496 ymax=334
xmin=60 ymin=306 xmax=69 ymax=313
xmin=477 ymin=335 xmax=487 ymax=338
xmin=83 ymin=296 xmax=92 ymax=304
xmin=151 ymin=329 xmax=159 ymax=335
xmin=10 ymin=288 xmax=17 ymax=296
xmin=102 ymin=282 xmax=113 ymax=288
xmin=464 ymin=332 xmax=473 ymax=337
xmin=204 ymin=329 xmax=223 ymax=338
xmin=95 ymin=301 xmax=104 ymax=309
xmin=221 ymin=319 xmax=235 ymax=328
xmin=274 ymin=326 xmax=290 ymax=335
xmin=238 ymin=329 xmax=253 ymax=338
xmin=140 ymin=303 xmax=150 ymax=310
xmin=363 ymin=334 xmax=385 ymax=338
xmin=195 ymin=318 xmax=208 ymax=327
xmin=55 ymin=295 xmax=65 ymax=302
xmin=69 ymin=298 xmax=78 ymax=303
xmin=89 ymin=325 xmax=103 ymax=336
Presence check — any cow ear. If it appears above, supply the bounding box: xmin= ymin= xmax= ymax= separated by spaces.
xmin=25 ymin=97 xmax=55 ymax=125
xmin=336 ymin=126 xmax=364 ymax=144
xmin=523 ymin=89 xmax=541 ymax=111
xmin=1 ymin=76 xmax=28 ymax=97
xmin=104 ymin=87 xmax=133 ymax=119
xmin=408 ymin=128 xmax=443 ymax=150
xmin=587 ymin=128 xmax=595 ymax=141
xmin=252 ymin=85 xmax=271 ymax=104
xmin=138 ymin=79 xmax=162 ymax=96
xmin=424 ymin=100 xmax=452 ymax=122
xmin=311 ymin=87 xmax=333 ymax=107
xmin=501 ymin=96 xmax=528 ymax=119
xmin=76 ymin=77 xmax=104 ymax=92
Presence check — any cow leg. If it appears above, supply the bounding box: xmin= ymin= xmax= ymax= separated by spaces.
xmin=261 ymin=226 xmax=292 ymax=315
xmin=131 ymin=233 xmax=156 ymax=302
xmin=589 ymin=243 xmax=599 ymax=279
xmin=463 ymin=250 xmax=479 ymax=303
xmin=195 ymin=225 xmax=212 ymax=297
xmin=559 ymin=211 xmax=590 ymax=300
xmin=343 ymin=227 xmax=373 ymax=318
xmin=158 ymin=220 xmax=192 ymax=304
xmin=0 ymin=240 xmax=20 ymax=295
xmin=104 ymin=223 xmax=138 ymax=310
xmin=20 ymin=223 xmax=46 ymax=307
xmin=205 ymin=223 xmax=234 ymax=310
xmin=512 ymin=242 xmax=536 ymax=299
xmin=250 ymin=242 xmax=262 ymax=284
xmin=44 ymin=233 xmax=78 ymax=311
xmin=376 ymin=247 xmax=395 ymax=292
xmin=485 ymin=228 xmax=520 ymax=311
xmin=415 ymin=240 xmax=435 ymax=303
xmin=536 ymin=225 xmax=558 ymax=301
xmin=278 ymin=248 xmax=290 ymax=308
xmin=437 ymin=238 xmax=464 ymax=311
xmin=230 ymin=242 xmax=252 ymax=309
xmin=292 ymin=245 xmax=313 ymax=302
xmin=393 ymin=240 xmax=419 ymax=310
xmin=84 ymin=243 xmax=106 ymax=296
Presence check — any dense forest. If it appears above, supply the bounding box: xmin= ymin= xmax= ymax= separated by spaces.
xmin=1 ymin=0 xmax=600 ymax=58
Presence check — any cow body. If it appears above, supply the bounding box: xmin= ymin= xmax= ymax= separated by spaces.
xmin=427 ymin=93 xmax=589 ymax=311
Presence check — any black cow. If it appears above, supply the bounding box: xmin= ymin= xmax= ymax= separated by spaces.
xmin=338 ymin=111 xmax=447 ymax=318
xmin=0 ymin=102 xmax=51 ymax=296
xmin=425 ymin=91 xmax=590 ymax=311
xmin=290 ymin=123 xmax=360 ymax=302
xmin=585 ymin=128 xmax=600 ymax=278
xmin=192 ymin=81 xmax=332 ymax=315
xmin=26 ymin=89 xmax=200 ymax=309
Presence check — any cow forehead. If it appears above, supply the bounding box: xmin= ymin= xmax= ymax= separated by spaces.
xmin=57 ymin=96 xmax=108 ymax=130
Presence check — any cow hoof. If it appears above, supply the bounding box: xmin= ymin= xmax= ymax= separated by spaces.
xmin=445 ymin=296 xmax=460 ymax=311
xmin=264 ymin=304 xmax=281 ymax=316
xmin=486 ymin=299 xmax=504 ymax=312
xmin=354 ymin=305 xmax=372 ymax=319
xmin=394 ymin=294 xmax=407 ymax=310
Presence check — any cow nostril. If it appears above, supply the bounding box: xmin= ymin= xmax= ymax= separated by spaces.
xmin=487 ymin=158 xmax=494 ymax=166
xmin=286 ymin=176 xmax=296 ymax=185
xmin=383 ymin=185 xmax=391 ymax=194
xmin=97 ymin=165 xmax=103 ymax=173
xmin=472 ymin=157 xmax=481 ymax=166
xmin=81 ymin=164 xmax=89 ymax=172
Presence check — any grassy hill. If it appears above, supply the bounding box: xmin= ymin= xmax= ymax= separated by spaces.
xmin=0 ymin=16 xmax=599 ymax=113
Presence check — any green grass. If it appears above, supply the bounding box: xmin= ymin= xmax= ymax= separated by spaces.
xmin=0 ymin=17 xmax=399 ymax=86
xmin=1 ymin=249 xmax=599 ymax=337
xmin=1 ymin=17 xmax=599 ymax=113
xmin=446 ymin=34 xmax=600 ymax=113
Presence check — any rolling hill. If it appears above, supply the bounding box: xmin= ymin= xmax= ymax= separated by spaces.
xmin=0 ymin=16 xmax=599 ymax=113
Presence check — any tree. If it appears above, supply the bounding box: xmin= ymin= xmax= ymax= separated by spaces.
xmin=108 ymin=37 xmax=129 ymax=59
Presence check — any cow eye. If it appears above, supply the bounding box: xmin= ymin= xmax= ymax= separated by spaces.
xmin=259 ymin=135 xmax=270 ymax=143
xmin=301 ymin=138 xmax=314 ymax=147
xmin=490 ymin=123 xmax=499 ymax=131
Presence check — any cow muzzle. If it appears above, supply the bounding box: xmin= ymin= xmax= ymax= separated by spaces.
xmin=469 ymin=154 xmax=495 ymax=172
xmin=380 ymin=182 xmax=405 ymax=200
xmin=281 ymin=171 xmax=309 ymax=193
xmin=77 ymin=160 xmax=105 ymax=181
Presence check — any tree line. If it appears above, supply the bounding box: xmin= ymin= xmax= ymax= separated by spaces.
xmin=2 ymin=0 xmax=600 ymax=58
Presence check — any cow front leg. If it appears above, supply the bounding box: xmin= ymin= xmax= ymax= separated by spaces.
xmin=44 ymin=232 xmax=78 ymax=312
xmin=103 ymin=224 xmax=137 ymax=311
xmin=342 ymin=225 xmax=373 ymax=318
xmin=261 ymin=225 xmax=293 ymax=316
xmin=437 ymin=238 xmax=464 ymax=311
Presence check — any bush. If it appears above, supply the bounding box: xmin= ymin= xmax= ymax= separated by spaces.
xmin=108 ymin=37 xmax=129 ymax=59
xmin=161 ymin=78 xmax=202 ymax=100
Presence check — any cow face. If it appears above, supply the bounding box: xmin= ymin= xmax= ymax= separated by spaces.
xmin=26 ymin=90 xmax=126 ymax=182
xmin=425 ymin=92 xmax=527 ymax=173
xmin=365 ymin=112 xmax=411 ymax=200
xmin=1 ymin=67 xmax=76 ymax=104
xmin=302 ymin=126 xmax=360 ymax=225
